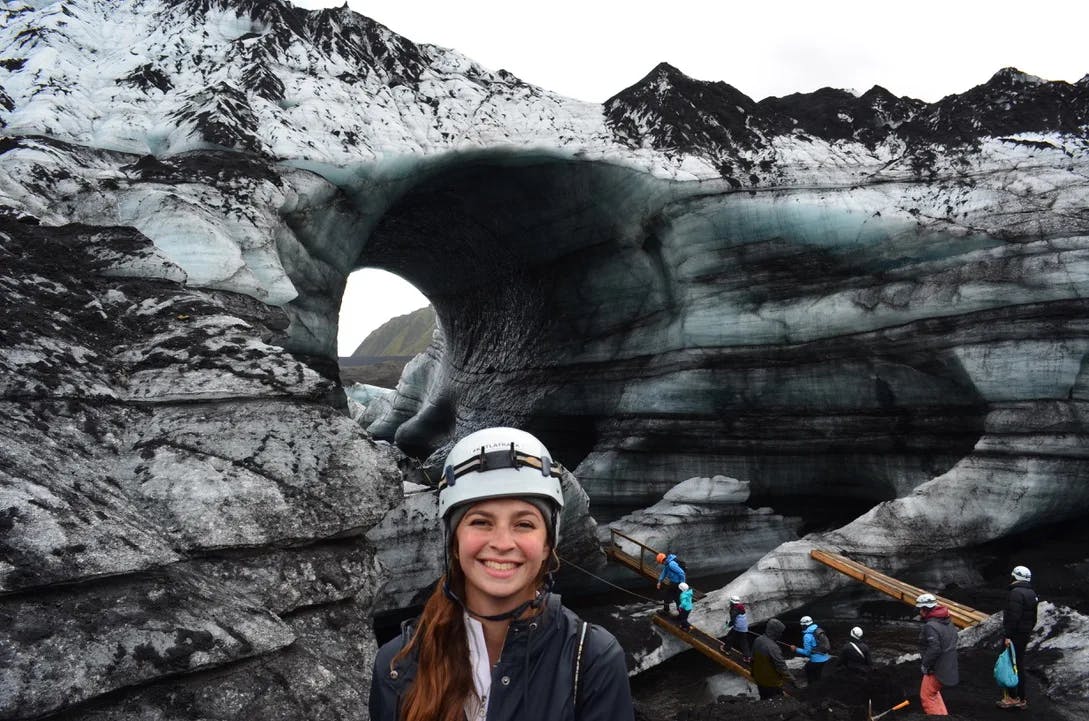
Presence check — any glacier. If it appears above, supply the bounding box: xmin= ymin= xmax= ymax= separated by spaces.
xmin=2 ymin=0 xmax=1089 ymax=719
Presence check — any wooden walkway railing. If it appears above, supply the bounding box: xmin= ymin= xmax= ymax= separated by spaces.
xmin=604 ymin=529 xmax=662 ymax=582
xmin=810 ymin=549 xmax=990 ymax=629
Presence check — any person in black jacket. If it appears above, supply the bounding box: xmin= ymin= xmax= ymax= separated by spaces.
xmin=997 ymin=565 xmax=1039 ymax=710
xmin=369 ymin=427 xmax=634 ymax=721
xmin=836 ymin=626 xmax=872 ymax=674
xmin=750 ymin=618 xmax=796 ymax=699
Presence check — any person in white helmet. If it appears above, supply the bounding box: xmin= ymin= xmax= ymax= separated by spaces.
xmin=720 ymin=595 xmax=751 ymax=662
xmin=997 ymin=565 xmax=1038 ymax=709
xmin=369 ymin=427 xmax=635 ymax=721
xmin=677 ymin=582 xmax=694 ymax=631
xmin=916 ymin=592 xmax=959 ymax=715
xmin=794 ymin=614 xmax=832 ymax=683
xmin=836 ymin=626 xmax=872 ymax=675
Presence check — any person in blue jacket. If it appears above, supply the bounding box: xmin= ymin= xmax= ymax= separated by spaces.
xmin=721 ymin=595 xmax=751 ymax=662
xmin=794 ymin=614 xmax=832 ymax=683
xmin=677 ymin=582 xmax=694 ymax=631
xmin=655 ymin=552 xmax=686 ymax=615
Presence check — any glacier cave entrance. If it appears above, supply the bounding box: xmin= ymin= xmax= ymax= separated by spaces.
xmin=296 ymin=148 xmax=988 ymax=524
xmin=337 ymin=150 xmax=670 ymax=466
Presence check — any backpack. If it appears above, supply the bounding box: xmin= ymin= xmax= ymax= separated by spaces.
xmin=815 ymin=627 xmax=831 ymax=654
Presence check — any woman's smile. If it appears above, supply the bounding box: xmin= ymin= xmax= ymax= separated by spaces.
xmin=480 ymin=559 xmax=520 ymax=574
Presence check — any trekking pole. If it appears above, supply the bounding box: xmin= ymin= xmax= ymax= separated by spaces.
xmin=868 ymin=699 xmax=909 ymax=721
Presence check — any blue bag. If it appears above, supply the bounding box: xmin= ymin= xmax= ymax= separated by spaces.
xmin=994 ymin=645 xmax=1019 ymax=689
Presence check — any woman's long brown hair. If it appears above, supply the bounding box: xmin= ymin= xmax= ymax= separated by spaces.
xmin=391 ymin=544 xmax=559 ymax=721
xmin=391 ymin=564 xmax=473 ymax=721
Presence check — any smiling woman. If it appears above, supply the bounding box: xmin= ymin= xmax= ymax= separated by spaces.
xmin=369 ymin=427 xmax=635 ymax=721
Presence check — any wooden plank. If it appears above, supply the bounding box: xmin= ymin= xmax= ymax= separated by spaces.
xmin=810 ymin=549 xmax=990 ymax=628
xmin=607 ymin=530 xmax=751 ymax=678
xmin=814 ymin=551 xmax=989 ymax=624
xmin=651 ymin=614 xmax=753 ymax=681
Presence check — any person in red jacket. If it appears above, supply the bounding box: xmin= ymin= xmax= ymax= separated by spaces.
xmin=916 ymin=593 xmax=959 ymax=715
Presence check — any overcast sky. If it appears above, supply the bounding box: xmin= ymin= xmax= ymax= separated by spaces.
xmin=309 ymin=0 xmax=1089 ymax=355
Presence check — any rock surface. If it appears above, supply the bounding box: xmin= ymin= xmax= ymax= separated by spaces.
xmin=0 ymin=217 xmax=401 ymax=719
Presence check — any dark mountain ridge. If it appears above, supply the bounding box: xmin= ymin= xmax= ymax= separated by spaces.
xmin=605 ymin=63 xmax=1089 ymax=181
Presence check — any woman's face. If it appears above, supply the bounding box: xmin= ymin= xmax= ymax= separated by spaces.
xmin=455 ymin=498 xmax=551 ymax=616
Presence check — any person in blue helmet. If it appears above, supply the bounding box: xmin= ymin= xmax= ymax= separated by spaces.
xmin=794 ymin=614 xmax=832 ymax=683
xmin=655 ymin=551 xmax=686 ymax=615
xmin=369 ymin=427 xmax=635 ymax=721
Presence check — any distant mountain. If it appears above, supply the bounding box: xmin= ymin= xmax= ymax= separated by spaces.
xmin=348 ymin=305 xmax=434 ymax=359
xmin=340 ymin=306 xmax=435 ymax=387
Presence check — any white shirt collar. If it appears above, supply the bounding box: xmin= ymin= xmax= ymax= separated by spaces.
xmin=463 ymin=613 xmax=492 ymax=721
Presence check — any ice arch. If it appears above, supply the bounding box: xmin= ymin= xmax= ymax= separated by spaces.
xmin=280 ymin=149 xmax=1002 ymax=523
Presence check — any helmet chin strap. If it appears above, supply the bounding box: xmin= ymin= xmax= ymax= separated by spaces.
xmin=443 ymin=570 xmax=555 ymax=622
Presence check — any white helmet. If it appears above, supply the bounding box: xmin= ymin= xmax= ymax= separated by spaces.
xmin=850 ymin=626 xmax=863 ymax=640
xmin=915 ymin=592 xmax=938 ymax=609
xmin=1011 ymin=565 xmax=1031 ymax=582
xmin=730 ymin=595 xmax=742 ymax=605
xmin=439 ymin=427 xmax=565 ymax=542
xmin=678 ymin=582 xmax=689 ymax=592
xmin=799 ymin=615 xmax=813 ymax=626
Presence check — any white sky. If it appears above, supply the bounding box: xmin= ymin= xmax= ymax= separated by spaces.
xmin=316 ymin=0 xmax=1089 ymax=355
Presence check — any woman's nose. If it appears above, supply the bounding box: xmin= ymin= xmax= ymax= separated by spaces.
xmin=487 ymin=524 xmax=517 ymax=549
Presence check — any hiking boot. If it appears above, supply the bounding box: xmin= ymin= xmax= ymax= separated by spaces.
xmin=997 ymin=697 xmax=1020 ymax=709
xmin=1015 ymin=699 xmax=1028 ymax=709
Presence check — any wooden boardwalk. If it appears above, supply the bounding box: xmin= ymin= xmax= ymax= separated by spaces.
xmin=651 ymin=612 xmax=753 ymax=680
xmin=606 ymin=529 xmax=747 ymax=675
xmin=604 ymin=530 xmax=989 ymax=689
xmin=810 ymin=549 xmax=990 ymax=629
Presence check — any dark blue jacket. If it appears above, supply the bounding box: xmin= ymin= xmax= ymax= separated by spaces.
xmin=657 ymin=554 xmax=686 ymax=584
xmin=369 ymin=594 xmax=634 ymax=721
